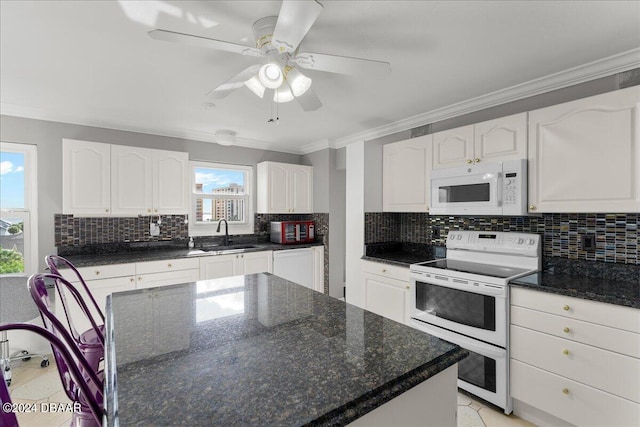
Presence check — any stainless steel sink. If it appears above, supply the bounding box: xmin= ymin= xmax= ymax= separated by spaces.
xmin=188 ymin=244 xmax=261 ymax=256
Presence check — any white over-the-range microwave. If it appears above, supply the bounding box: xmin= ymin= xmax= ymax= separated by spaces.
xmin=430 ymin=159 xmax=527 ymax=216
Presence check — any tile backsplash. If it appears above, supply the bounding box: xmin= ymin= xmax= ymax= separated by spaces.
xmin=365 ymin=212 xmax=639 ymax=265
xmin=55 ymin=214 xmax=189 ymax=246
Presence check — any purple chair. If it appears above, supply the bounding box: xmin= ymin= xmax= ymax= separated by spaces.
xmin=27 ymin=273 xmax=104 ymax=382
xmin=0 ymin=367 xmax=18 ymax=427
xmin=0 ymin=323 xmax=103 ymax=427
xmin=45 ymin=255 xmax=105 ymax=341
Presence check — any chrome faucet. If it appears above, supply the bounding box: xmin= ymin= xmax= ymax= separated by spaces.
xmin=216 ymin=219 xmax=230 ymax=246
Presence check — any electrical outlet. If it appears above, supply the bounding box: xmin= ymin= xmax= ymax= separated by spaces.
xmin=581 ymin=234 xmax=596 ymax=251
xmin=150 ymin=223 xmax=161 ymax=237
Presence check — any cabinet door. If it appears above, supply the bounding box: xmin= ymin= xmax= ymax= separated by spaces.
xmin=383 ymin=134 xmax=432 ymax=212
xmin=111 ymin=145 xmax=153 ymax=215
xmin=239 ymin=251 xmax=273 ymax=275
xmin=528 ymin=86 xmax=640 ymax=212
xmin=474 ymin=112 xmax=527 ymax=163
xmin=363 ymin=273 xmax=409 ymax=324
xmin=199 ymin=254 xmax=238 ymax=279
xmin=56 ymin=275 xmax=136 ymax=335
xmin=432 ymin=124 xmax=474 ymax=169
xmin=62 ymin=139 xmax=111 ymax=215
xmin=266 ymin=163 xmax=290 ymax=213
xmin=289 ymin=165 xmax=313 ymax=213
xmin=153 ymin=149 xmax=189 ymax=214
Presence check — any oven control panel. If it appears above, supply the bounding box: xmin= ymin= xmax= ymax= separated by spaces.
xmin=446 ymin=230 xmax=540 ymax=256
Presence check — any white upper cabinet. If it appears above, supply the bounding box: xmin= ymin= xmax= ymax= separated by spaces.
xmin=528 ymin=86 xmax=640 ymax=213
xmin=433 ymin=124 xmax=474 ymax=169
xmin=383 ymin=134 xmax=433 ymax=212
xmin=111 ymin=146 xmax=154 ymax=215
xmin=63 ymin=139 xmax=111 ymax=215
xmin=257 ymin=161 xmax=313 ymax=213
xmin=153 ymin=150 xmax=190 ymax=214
xmin=63 ymin=139 xmax=189 ymax=216
xmin=433 ymin=112 xmax=527 ymax=169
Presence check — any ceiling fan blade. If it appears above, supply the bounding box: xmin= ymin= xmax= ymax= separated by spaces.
xmin=272 ymin=0 xmax=323 ymax=53
xmin=293 ymin=52 xmax=391 ymax=77
xmin=296 ymin=87 xmax=322 ymax=111
xmin=206 ymin=64 xmax=262 ymax=99
xmin=148 ymin=29 xmax=265 ymax=58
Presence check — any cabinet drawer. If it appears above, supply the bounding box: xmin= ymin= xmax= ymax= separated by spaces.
xmin=362 ymin=260 xmax=409 ymax=281
xmin=511 ymin=360 xmax=640 ymax=427
xmin=136 ymin=258 xmax=199 ymax=275
xmin=136 ymin=269 xmax=199 ymax=289
xmin=512 ymin=305 xmax=640 ymax=358
xmin=71 ymin=263 xmax=136 ymax=281
xmin=511 ymin=287 xmax=640 ymax=333
xmin=511 ymin=325 xmax=640 ymax=403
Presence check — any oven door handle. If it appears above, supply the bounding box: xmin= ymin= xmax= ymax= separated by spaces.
xmin=446 ymin=332 xmax=506 ymax=359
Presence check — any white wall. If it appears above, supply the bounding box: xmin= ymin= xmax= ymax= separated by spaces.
xmin=302 ymin=148 xmax=346 ymax=298
xmin=345 ymin=141 xmax=365 ymax=306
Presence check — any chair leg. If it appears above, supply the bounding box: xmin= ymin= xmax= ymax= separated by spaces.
xmin=0 ymin=330 xmax=12 ymax=386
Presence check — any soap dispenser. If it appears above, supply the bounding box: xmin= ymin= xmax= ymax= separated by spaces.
xmin=188 ymin=236 xmax=194 ymax=248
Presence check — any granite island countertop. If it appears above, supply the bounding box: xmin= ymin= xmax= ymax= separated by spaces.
xmin=105 ymin=273 xmax=468 ymax=426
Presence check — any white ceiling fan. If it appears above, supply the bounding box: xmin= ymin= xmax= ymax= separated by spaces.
xmin=148 ymin=0 xmax=391 ymax=112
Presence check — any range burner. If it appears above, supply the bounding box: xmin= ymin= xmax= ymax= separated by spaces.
xmin=412 ymin=259 xmax=536 ymax=282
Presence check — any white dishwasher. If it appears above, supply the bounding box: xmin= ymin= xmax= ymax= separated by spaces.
xmin=272 ymin=248 xmax=314 ymax=289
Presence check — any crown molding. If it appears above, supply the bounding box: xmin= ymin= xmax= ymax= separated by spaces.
xmin=330 ymin=48 xmax=640 ymax=149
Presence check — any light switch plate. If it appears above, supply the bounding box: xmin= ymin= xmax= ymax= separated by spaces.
xmin=149 ymin=223 xmax=160 ymax=236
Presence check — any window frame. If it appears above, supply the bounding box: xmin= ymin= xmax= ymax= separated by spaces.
xmin=189 ymin=161 xmax=254 ymax=237
xmin=0 ymin=142 xmax=38 ymax=276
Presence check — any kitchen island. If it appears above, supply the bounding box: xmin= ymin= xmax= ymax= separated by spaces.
xmin=105 ymin=273 xmax=467 ymax=426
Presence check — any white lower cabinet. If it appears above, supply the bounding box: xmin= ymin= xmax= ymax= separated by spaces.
xmin=57 ymin=263 xmax=136 ymax=335
xmin=57 ymin=258 xmax=199 ymax=332
xmin=361 ymin=260 xmax=410 ymax=324
xmin=510 ymin=287 xmax=640 ymax=426
xmin=199 ymin=251 xmax=273 ymax=280
xmin=135 ymin=258 xmax=199 ymax=289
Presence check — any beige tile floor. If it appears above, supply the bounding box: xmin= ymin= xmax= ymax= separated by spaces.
xmin=6 ymin=356 xmax=534 ymax=427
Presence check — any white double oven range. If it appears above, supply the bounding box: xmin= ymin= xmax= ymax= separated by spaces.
xmin=409 ymin=230 xmax=541 ymax=414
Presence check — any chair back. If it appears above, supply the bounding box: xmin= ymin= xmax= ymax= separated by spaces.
xmin=0 ymin=323 xmax=103 ymax=427
xmin=0 ymin=368 xmax=19 ymax=427
xmin=45 ymin=255 xmax=105 ymax=340
xmin=27 ymin=274 xmax=104 ymax=385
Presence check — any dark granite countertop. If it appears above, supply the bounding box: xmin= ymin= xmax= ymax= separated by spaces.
xmin=511 ymin=258 xmax=640 ymax=309
xmin=60 ymin=240 xmax=323 ymax=268
xmin=105 ymin=273 xmax=468 ymax=426
xmin=361 ymin=242 xmax=444 ymax=267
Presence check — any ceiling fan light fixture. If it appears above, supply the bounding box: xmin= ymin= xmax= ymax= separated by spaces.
xmin=244 ymin=75 xmax=266 ymax=98
xmin=273 ymin=81 xmax=294 ymax=103
xmin=285 ymin=67 xmax=312 ymax=97
xmin=258 ymin=63 xmax=283 ymax=89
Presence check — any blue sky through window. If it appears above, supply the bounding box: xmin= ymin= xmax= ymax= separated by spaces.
xmin=0 ymin=151 xmax=25 ymax=209
xmin=194 ymin=167 xmax=244 ymax=193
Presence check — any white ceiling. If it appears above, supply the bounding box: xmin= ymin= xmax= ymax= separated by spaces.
xmin=1 ymin=1 xmax=639 ymax=154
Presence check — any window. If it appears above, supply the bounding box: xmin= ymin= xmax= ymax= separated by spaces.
xmin=190 ymin=161 xmax=253 ymax=236
xmin=0 ymin=142 xmax=37 ymax=275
